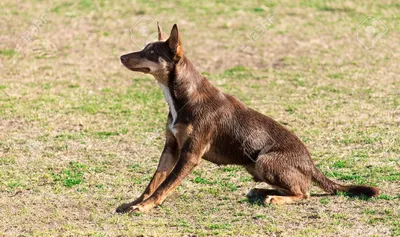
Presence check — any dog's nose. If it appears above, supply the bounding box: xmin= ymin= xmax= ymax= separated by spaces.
xmin=120 ymin=55 xmax=128 ymax=63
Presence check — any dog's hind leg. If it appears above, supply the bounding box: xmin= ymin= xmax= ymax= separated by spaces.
xmin=253 ymin=152 xmax=312 ymax=205
xmin=246 ymin=188 xmax=281 ymax=198
xmin=246 ymin=187 xmax=308 ymax=205
xmin=263 ymin=186 xmax=309 ymax=205
xmin=245 ymin=164 xmax=294 ymax=203
xmin=244 ymin=164 xmax=264 ymax=182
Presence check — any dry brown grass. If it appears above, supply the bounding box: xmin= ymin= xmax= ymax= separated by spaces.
xmin=0 ymin=0 xmax=399 ymax=236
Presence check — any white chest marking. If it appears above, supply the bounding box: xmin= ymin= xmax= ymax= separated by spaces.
xmin=159 ymin=83 xmax=177 ymax=135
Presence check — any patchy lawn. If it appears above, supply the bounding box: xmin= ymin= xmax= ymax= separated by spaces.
xmin=0 ymin=0 xmax=399 ymax=236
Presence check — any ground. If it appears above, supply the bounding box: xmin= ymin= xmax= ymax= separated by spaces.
xmin=0 ymin=0 xmax=399 ymax=236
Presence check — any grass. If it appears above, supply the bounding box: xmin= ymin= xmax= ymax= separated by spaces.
xmin=51 ymin=161 xmax=86 ymax=188
xmin=0 ymin=0 xmax=399 ymax=236
xmin=0 ymin=48 xmax=17 ymax=57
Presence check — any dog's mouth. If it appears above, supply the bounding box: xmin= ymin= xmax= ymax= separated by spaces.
xmin=126 ymin=67 xmax=151 ymax=73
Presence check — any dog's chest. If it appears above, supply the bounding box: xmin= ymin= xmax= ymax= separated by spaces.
xmin=159 ymin=84 xmax=178 ymax=135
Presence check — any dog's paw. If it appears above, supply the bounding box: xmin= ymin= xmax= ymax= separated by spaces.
xmin=264 ymin=195 xmax=278 ymax=205
xmin=128 ymin=205 xmax=145 ymax=216
xmin=116 ymin=203 xmax=132 ymax=213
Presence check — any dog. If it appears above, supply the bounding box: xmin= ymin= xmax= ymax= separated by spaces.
xmin=116 ymin=23 xmax=380 ymax=213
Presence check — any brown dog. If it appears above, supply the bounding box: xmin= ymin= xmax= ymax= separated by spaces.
xmin=117 ymin=23 xmax=380 ymax=213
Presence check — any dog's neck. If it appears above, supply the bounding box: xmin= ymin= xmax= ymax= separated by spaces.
xmin=156 ymin=56 xmax=220 ymax=122
xmin=158 ymin=82 xmax=178 ymax=133
xmin=172 ymin=56 xmax=203 ymax=95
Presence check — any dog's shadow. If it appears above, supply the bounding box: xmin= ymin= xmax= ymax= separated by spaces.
xmin=246 ymin=189 xmax=279 ymax=206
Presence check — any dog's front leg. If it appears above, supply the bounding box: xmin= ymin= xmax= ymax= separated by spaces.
xmin=116 ymin=130 xmax=179 ymax=213
xmin=128 ymin=139 xmax=208 ymax=213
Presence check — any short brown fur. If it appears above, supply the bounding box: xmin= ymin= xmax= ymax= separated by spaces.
xmin=117 ymin=24 xmax=380 ymax=214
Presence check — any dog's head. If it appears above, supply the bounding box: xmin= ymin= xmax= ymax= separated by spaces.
xmin=120 ymin=23 xmax=183 ymax=84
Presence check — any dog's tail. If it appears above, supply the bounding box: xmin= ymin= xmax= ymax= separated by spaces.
xmin=311 ymin=165 xmax=380 ymax=197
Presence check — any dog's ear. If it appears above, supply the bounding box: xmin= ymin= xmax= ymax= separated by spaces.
xmin=157 ymin=22 xmax=165 ymax=41
xmin=168 ymin=24 xmax=183 ymax=60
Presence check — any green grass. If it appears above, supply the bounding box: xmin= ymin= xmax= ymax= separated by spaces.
xmin=0 ymin=48 xmax=17 ymax=57
xmin=0 ymin=0 xmax=399 ymax=236
xmin=51 ymin=162 xmax=86 ymax=188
